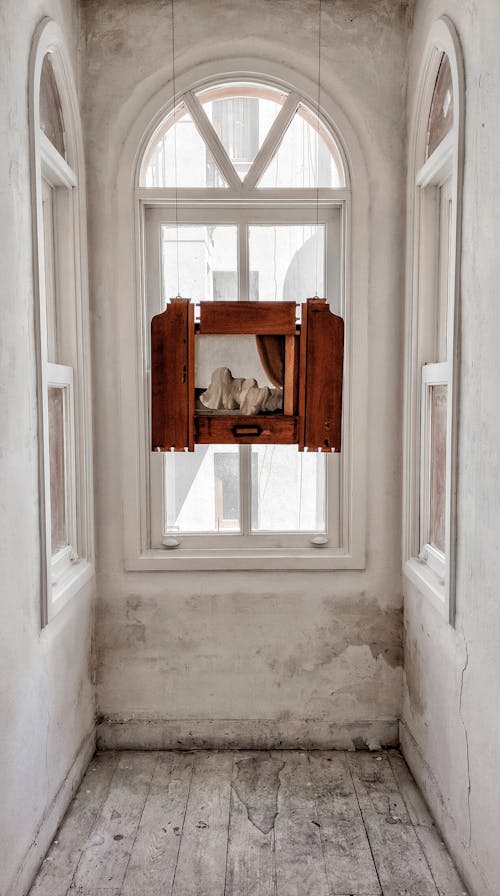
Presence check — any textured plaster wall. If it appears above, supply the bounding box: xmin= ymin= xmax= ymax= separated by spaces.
xmin=82 ymin=0 xmax=409 ymax=748
xmin=0 ymin=3 xmax=95 ymax=895
xmin=402 ymin=3 xmax=500 ymax=896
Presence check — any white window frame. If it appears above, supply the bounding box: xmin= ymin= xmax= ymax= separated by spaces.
xmin=403 ymin=17 xmax=465 ymax=623
xmin=145 ymin=202 xmax=343 ymax=551
xmin=30 ymin=19 xmax=94 ymax=623
xmin=115 ymin=65 xmax=368 ymax=571
xmin=46 ymin=363 xmax=78 ymax=586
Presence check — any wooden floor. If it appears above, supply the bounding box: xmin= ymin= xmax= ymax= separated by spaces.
xmin=29 ymin=750 xmax=468 ymax=896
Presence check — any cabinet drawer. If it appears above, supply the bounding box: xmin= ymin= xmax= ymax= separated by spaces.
xmin=195 ymin=414 xmax=298 ymax=444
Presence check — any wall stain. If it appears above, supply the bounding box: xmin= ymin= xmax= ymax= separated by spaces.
xmin=232 ymin=755 xmax=285 ymax=834
xmin=404 ymin=635 xmax=426 ymax=716
xmin=269 ymin=598 xmax=403 ymax=679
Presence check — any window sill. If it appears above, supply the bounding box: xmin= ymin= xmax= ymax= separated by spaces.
xmin=404 ymin=557 xmax=451 ymax=623
xmin=125 ymin=545 xmax=364 ymax=572
xmin=47 ymin=558 xmax=94 ymax=623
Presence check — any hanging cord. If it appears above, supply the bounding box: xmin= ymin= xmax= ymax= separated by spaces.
xmin=170 ymin=0 xmax=181 ymax=297
xmin=315 ymin=0 xmax=323 ymax=297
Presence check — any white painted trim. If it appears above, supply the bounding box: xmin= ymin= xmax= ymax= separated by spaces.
xmin=29 ymin=18 xmax=94 ymax=626
xmin=6 ymin=729 xmax=95 ymax=896
xmin=114 ymin=61 xmax=368 ymax=572
xmin=403 ymin=17 xmax=465 ymax=626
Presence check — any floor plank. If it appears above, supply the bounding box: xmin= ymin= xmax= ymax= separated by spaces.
xmin=28 ymin=750 xmax=467 ymax=896
xmin=29 ymin=752 xmax=119 ymax=896
xmin=347 ymin=751 xmax=439 ymax=896
xmin=274 ymin=751 xmax=330 ymax=896
xmin=170 ymin=751 xmax=233 ymax=896
xmin=388 ymin=752 xmax=468 ymax=896
xmin=224 ymin=752 xmax=281 ymax=896
xmin=120 ymin=752 xmax=194 ymax=896
xmin=308 ymin=751 xmax=382 ymax=896
xmin=71 ymin=752 xmax=158 ymax=892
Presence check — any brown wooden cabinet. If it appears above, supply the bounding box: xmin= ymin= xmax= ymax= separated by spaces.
xmin=151 ymin=298 xmax=343 ymax=452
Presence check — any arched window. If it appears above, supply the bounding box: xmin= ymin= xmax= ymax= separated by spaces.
xmin=404 ymin=19 xmax=464 ymax=622
xmin=139 ymin=79 xmax=350 ymax=555
xmin=30 ymin=20 xmax=93 ymax=622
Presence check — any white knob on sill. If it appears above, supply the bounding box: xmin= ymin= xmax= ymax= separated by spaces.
xmin=310 ymin=535 xmax=328 ymax=547
xmin=163 ymin=537 xmax=180 ymax=549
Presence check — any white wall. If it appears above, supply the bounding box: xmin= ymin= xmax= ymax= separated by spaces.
xmin=81 ymin=0 xmax=409 ymax=750
xmin=0 ymin=3 xmax=95 ymax=895
xmin=402 ymin=3 xmax=500 ymax=895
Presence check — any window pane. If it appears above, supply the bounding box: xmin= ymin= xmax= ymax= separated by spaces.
xmin=48 ymin=386 xmax=67 ymax=553
xmin=426 ymin=53 xmax=453 ymax=160
xmin=249 ymin=225 xmax=325 ymax=300
xmin=259 ymin=105 xmax=344 ymax=188
xmin=143 ymin=103 xmax=228 ymax=188
xmin=251 ymin=445 xmax=326 ymax=532
xmin=198 ymin=83 xmax=287 ymax=181
xmin=161 ymin=225 xmax=237 ymax=303
xmin=39 ymin=54 xmax=65 ymax=158
xmin=164 ymin=445 xmax=240 ymax=533
xmin=42 ymin=179 xmax=58 ymax=362
xmin=429 ymin=384 xmax=447 ymax=553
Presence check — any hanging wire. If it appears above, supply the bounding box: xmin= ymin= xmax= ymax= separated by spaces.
xmin=315 ymin=0 xmax=323 ymax=298
xmin=170 ymin=0 xmax=181 ymax=297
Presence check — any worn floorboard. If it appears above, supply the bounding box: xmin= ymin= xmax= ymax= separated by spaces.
xmin=309 ymin=751 xmax=382 ymax=896
xmin=28 ymin=749 xmax=468 ymax=896
xmin=29 ymin=752 xmax=120 ymax=896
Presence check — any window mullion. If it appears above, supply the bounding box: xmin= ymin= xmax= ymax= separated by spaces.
xmin=238 ymin=222 xmax=249 ymax=301
xmin=243 ymin=93 xmax=299 ymax=190
xmin=237 ymin=221 xmax=251 ymax=536
xmin=183 ymin=91 xmax=241 ymax=190
xmin=240 ymin=444 xmax=252 ymax=535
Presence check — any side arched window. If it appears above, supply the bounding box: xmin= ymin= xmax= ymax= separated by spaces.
xmin=405 ymin=19 xmax=464 ymax=622
xmin=31 ymin=20 xmax=93 ymax=623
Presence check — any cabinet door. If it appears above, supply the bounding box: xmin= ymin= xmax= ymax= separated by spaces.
xmin=151 ymin=299 xmax=194 ymax=451
xmin=300 ymin=300 xmax=344 ymax=452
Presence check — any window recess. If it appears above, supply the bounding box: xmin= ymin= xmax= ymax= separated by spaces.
xmin=132 ymin=77 xmax=364 ymax=567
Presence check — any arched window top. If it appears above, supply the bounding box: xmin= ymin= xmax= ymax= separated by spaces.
xmin=141 ymin=79 xmax=347 ymax=190
xmin=425 ymin=52 xmax=453 ymax=160
xmin=412 ymin=17 xmax=464 ymax=174
xmin=39 ymin=52 xmax=66 ymax=158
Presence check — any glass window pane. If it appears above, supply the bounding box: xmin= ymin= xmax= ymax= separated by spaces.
xmin=164 ymin=445 xmax=240 ymax=533
xmin=42 ymin=179 xmax=58 ymax=362
xmin=429 ymin=384 xmax=447 ymax=553
xmin=39 ymin=54 xmax=65 ymax=158
xmin=198 ymin=83 xmax=287 ymax=181
xmin=143 ymin=103 xmax=228 ymax=188
xmin=251 ymin=445 xmax=326 ymax=532
xmin=161 ymin=225 xmax=237 ymax=303
xmin=259 ymin=105 xmax=345 ymax=188
xmin=249 ymin=225 xmax=324 ymax=300
xmin=426 ymin=53 xmax=453 ymax=160
xmin=48 ymin=386 xmax=67 ymax=554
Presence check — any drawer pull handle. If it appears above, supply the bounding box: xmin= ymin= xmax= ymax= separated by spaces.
xmin=231 ymin=423 xmax=263 ymax=438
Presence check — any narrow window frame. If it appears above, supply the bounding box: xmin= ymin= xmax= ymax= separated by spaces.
xmin=30 ymin=19 xmax=94 ymax=624
xmin=403 ymin=17 xmax=465 ymax=624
